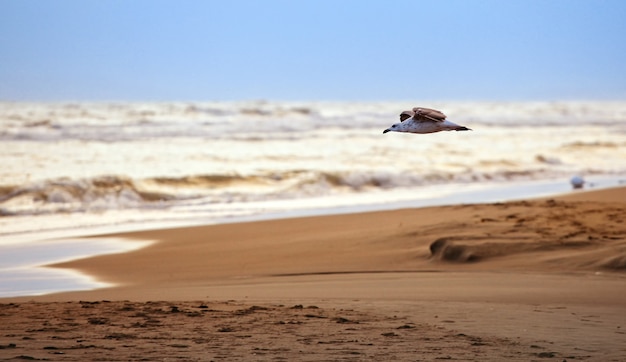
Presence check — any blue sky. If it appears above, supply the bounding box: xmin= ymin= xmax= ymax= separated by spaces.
xmin=1 ymin=0 xmax=625 ymax=101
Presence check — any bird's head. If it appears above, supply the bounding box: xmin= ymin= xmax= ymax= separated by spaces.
xmin=383 ymin=122 xmax=404 ymax=134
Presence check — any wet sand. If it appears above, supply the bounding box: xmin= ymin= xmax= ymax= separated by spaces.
xmin=2 ymin=187 xmax=626 ymax=361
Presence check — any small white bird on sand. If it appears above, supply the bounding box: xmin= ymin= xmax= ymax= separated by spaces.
xmin=570 ymin=175 xmax=585 ymax=189
xmin=383 ymin=107 xmax=471 ymax=134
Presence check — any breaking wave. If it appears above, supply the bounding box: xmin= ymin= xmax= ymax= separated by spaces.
xmin=2 ymin=100 xmax=625 ymax=233
xmin=2 ymin=100 xmax=625 ymax=143
xmin=2 ymin=167 xmax=618 ymax=218
xmin=0 ymin=176 xmax=173 ymax=216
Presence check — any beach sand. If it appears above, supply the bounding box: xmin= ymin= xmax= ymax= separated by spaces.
xmin=2 ymin=187 xmax=626 ymax=361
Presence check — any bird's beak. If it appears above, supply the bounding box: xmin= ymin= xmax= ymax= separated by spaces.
xmin=383 ymin=129 xmax=390 ymax=134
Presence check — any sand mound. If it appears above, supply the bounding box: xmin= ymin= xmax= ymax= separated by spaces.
xmin=429 ymin=237 xmax=593 ymax=262
xmin=428 ymin=199 xmax=626 ymax=269
xmin=597 ymin=253 xmax=626 ymax=270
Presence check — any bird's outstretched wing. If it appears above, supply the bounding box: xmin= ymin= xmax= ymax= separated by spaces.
xmin=399 ymin=107 xmax=447 ymax=122
xmin=412 ymin=107 xmax=446 ymax=122
xmin=399 ymin=110 xmax=414 ymax=122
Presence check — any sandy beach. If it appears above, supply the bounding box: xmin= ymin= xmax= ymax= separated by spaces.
xmin=3 ymin=0 xmax=626 ymax=359
xmin=2 ymin=186 xmax=626 ymax=361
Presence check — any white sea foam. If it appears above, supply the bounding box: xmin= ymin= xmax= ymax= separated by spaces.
xmin=1 ymin=101 xmax=625 ymax=236
xmin=0 ymin=237 xmax=152 ymax=297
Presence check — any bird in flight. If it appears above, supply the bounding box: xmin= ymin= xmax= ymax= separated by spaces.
xmin=383 ymin=107 xmax=471 ymax=134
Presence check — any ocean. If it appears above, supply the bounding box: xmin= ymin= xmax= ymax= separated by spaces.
xmin=1 ymin=101 xmax=625 ymax=296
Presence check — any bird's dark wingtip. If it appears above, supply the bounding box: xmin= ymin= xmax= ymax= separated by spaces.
xmin=456 ymin=127 xmax=472 ymax=131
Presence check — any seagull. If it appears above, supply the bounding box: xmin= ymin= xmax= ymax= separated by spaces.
xmin=383 ymin=107 xmax=471 ymax=134
xmin=570 ymin=175 xmax=585 ymax=189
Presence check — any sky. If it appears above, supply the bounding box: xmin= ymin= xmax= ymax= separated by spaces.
xmin=1 ymin=0 xmax=625 ymax=101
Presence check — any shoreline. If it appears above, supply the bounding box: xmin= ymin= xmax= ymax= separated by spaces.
xmin=3 ymin=175 xmax=624 ymax=241
xmin=0 ymin=183 xmax=622 ymax=301
xmin=1 ymin=185 xmax=625 ymax=361
xmin=1 ymin=179 xmax=625 ymax=299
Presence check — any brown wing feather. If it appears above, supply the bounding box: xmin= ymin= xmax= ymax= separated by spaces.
xmin=399 ymin=110 xmax=414 ymax=122
xmin=412 ymin=107 xmax=447 ymax=122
